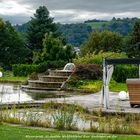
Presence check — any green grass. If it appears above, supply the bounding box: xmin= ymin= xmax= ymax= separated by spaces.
xmin=78 ymin=80 xmax=101 ymax=91
xmin=110 ymin=80 xmax=127 ymax=92
xmin=0 ymin=124 xmax=140 ymax=140
xmin=69 ymin=79 xmax=127 ymax=93
xmin=0 ymin=76 xmax=27 ymax=81
xmin=0 ymin=71 xmax=27 ymax=82
xmin=85 ymin=21 xmax=109 ymax=29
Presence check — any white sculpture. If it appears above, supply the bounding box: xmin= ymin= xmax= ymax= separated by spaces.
xmin=63 ymin=63 xmax=75 ymax=71
xmin=126 ymin=92 xmax=129 ymax=99
xmin=0 ymin=71 xmax=3 ymax=77
xmin=118 ymin=91 xmax=128 ymax=101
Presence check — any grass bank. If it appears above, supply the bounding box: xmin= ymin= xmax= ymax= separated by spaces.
xmin=0 ymin=124 xmax=140 ymax=140
xmin=0 ymin=76 xmax=27 ymax=83
xmin=1 ymin=101 xmax=139 ymax=135
xmin=0 ymin=71 xmax=27 ymax=83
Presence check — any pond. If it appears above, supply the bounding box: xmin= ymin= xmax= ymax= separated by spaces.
xmin=1 ymin=107 xmax=139 ymax=133
xmin=0 ymin=83 xmax=69 ymax=104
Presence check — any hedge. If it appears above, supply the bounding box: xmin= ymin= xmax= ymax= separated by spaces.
xmin=113 ymin=65 xmax=139 ymax=83
xmin=12 ymin=64 xmax=39 ymax=77
xmin=74 ymin=52 xmax=127 ymax=65
xmin=73 ymin=64 xmax=138 ymax=82
xmin=12 ymin=60 xmax=67 ymax=77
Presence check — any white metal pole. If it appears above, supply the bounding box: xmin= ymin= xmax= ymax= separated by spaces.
xmin=104 ymin=62 xmax=108 ymax=109
xmin=106 ymin=65 xmax=110 ymax=108
xmin=100 ymin=59 xmax=105 ymax=106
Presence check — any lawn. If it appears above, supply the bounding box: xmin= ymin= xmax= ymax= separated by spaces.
xmin=0 ymin=71 xmax=27 ymax=82
xmin=109 ymin=80 xmax=127 ymax=92
xmin=69 ymin=79 xmax=127 ymax=93
xmin=0 ymin=76 xmax=27 ymax=82
xmin=0 ymin=124 xmax=140 ymax=140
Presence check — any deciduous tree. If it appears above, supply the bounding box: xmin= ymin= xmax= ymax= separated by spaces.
xmin=81 ymin=30 xmax=123 ymax=55
xmin=0 ymin=19 xmax=30 ymax=69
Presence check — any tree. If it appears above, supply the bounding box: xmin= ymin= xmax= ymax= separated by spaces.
xmin=41 ymin=32 xmax=64 ymax=61
xmin=81 ymin=30 xmax=123 ymax=55
xmin=27 ymin=6 xmax=56 ymax=51
xmin=103 ymin=18 xmax=137 ymax=36
xmin=64 ymin=44 xmax=76 ymax=62
xmin=56 ymin=23 xmax=92 ymax=47
xmin=125 ymin=19 xmax=140 ymax=58
xmin=0 ymin=19 xmax=30 ymax=69
xmin=33 ymin=32 xmax=75 ymax=64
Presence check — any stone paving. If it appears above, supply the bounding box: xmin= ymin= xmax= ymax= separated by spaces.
xmin=43 ymin=92 xmax=140 ymax=114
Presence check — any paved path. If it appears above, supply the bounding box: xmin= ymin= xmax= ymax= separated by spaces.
xmin=1 ymin=91 xmax=140 ymax=114
xmin=41 ymin=92 xmax=140 ymax=114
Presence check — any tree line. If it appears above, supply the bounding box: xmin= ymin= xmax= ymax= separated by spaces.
xmin=81 ymin=19 xmax=140 ymax=58
xmin=0 ymin=5 xmax=140 ymax=70
xmin=15 ymin=17 xmax=138 ymax=47
xmin=0 ymin=6 xmax=75 ymax=69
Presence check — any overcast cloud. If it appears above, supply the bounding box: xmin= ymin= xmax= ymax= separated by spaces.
xmin=0 ymin=0 xmax=140 ymax=24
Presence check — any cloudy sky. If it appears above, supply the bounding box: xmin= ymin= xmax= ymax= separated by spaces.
xmin=0 ymin=0 xmax=140 ymax=24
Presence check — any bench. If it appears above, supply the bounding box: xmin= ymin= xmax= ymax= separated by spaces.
xmin=126 ymin=79 xmax=140 ymax=107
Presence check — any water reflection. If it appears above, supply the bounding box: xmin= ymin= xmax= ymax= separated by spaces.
xmin=0 ymin=83 xmax=68 ymax=104
xmin=0 ymin=83 xmax=32 ymax=103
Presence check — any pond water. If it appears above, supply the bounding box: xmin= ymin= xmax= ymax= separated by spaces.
xmin=4 ymin=108 xmax=138 ymax=132
xmin=0 ymin=83 xmax=67 ymax=104
xmin=6 ymin=109 xmax=93 ymax=130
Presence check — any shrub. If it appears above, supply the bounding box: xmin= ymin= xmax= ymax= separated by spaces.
xmin=12 ymin=64 xmax=38 ymax=77
xmin=74 ymin=52 xmax=127 ymax=65
xmin=113 ymin=65 xmax=139 ymax=83
xmin=37 ymin=60 xmax=67 ymax=73
xmin=67 ymin=76 xmax=82 ymax=88
xmin=48 ymin=60 xmax=67 ymax=69
xmin=36 ymin=62 xmax=49 ymax=73
xmin=74 ymin=64 xmax=102 ymax=80
xmin=29 ymin=72 xmax=38 ymax=80
xmin=12 ymin=60 xmax=67 ymax=76
xmin=0 ymin=66 xmax=4 ymax=72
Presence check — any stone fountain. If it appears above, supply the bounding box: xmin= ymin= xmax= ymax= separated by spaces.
xmin=22 ymin=63 xmax=75 ymax=92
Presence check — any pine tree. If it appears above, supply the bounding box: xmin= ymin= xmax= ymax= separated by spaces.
xmin=27 ymin=6 xmax=56 ymax=51
xmin=126 ymin=19 xmax=140 ymax=58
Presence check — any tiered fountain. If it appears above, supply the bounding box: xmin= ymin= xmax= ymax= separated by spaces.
xmin=22 ymin=63 xmax=75 ymax=92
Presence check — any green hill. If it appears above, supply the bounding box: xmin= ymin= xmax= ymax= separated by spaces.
xmin=85 ymin=21 xmax=109 ymax=29
xmin=14 ymin=18 xmax=139 ymax=47
xmin=84 ymin=18 xmax=138 ymax=35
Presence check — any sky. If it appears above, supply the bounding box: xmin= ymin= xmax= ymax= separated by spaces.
xmin=0 ymin=0 xmax=140 ymax=24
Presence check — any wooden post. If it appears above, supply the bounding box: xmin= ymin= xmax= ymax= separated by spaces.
xmin=139 ymin=65 xmax=140 ymax=78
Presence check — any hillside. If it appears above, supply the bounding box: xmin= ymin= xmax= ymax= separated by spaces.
xmin=14 ymin=17 xmax=139 ymax=47
xmin=84 ymin=19 xmax=109 ymax=29
xmin=84 ymin=17 xmax=138 ymax=35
